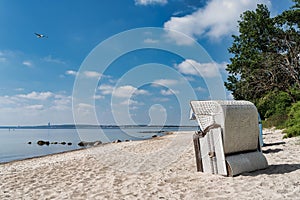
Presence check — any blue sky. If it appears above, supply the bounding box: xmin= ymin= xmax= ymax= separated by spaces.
xmin=0 ymin=0 xmax=294 ymax=126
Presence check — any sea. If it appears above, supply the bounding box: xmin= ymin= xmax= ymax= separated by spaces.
xmin=0 ymin=126 xmax=196 ymax=163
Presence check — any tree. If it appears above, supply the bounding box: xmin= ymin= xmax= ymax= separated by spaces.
xmin=225 ymin=2 xmax=300 ymax=103
xmin=274 ymin=0 xmax=300 ymax=90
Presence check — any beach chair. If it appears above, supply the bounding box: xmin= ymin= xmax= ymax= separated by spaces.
xmin=190 ymin=100 xmax=268 ymax=176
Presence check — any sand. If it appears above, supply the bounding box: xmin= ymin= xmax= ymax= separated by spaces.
xmin=1 ymin=129 xmax=300 ymax=199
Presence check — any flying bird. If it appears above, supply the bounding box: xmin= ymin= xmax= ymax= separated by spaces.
xmin=34 ymin=32 xmax=48 ymax=38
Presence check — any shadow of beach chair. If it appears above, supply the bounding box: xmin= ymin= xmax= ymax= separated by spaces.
xmin=190 ymin=100 xmax=268 ymax=176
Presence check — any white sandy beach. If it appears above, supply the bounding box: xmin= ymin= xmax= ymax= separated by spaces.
xmin=1 ymin=129 xmax=300 ymax=199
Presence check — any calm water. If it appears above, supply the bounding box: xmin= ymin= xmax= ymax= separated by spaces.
xmin=0 ymin=127 xmax=196 ymax=163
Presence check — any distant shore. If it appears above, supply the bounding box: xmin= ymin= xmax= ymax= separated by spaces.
xmin=1 ymin=129 xmax=300 ymax=199
xmin=0 ymin=127 xmax=178 ymax=164
xmin=0 ymin=124 xmax=198 ymax=129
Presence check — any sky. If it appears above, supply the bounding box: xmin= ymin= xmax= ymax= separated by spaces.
xmin=0 ymin=0 xmax=294 ymax=126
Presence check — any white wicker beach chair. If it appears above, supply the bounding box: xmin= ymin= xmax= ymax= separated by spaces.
xmin=190 ymin=100 xmax=268 ymax=176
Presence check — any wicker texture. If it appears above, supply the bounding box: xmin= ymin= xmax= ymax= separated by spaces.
xmin=190 ymin=100 xmax=259 ymax=154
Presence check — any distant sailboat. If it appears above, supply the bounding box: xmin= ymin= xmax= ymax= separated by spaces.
xmin=34 ymin=32 xmax=48 ymax=38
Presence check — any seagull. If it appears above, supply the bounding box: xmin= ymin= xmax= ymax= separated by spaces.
xmin=34 ymin=32 xmax=48 ymax=38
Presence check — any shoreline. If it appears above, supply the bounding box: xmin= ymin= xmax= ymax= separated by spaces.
xmin=0 ymin=131 xmax=174 ymax=165
xmin=0 ymin=146 xmax=86 ymax=166
xmin=1 ymin=129 xmax=300 ymax=199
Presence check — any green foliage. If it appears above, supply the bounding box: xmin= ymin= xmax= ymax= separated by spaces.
xmin=289 ymin=87 xmax=300 ymax=100
xmin=257 ymin=90 xmax=291 ymax=128
xmin=225 ymin=4 xmax=278 ymax=101
xmin=283 ymin=101 xmax=300 ymax=138
xmin=225 ymin=1 xmax=300 ymax=137
xmin=225 ymin=2 xmax=300 ymax=102
xmin=257 ymin=91 xmax=292 ymax=118
xmin=283 ymin=125 xmax=300 ymax=138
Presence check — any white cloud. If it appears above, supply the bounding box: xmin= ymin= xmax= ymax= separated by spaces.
xmin=129 ymin=106 xmax=139 ymax=110
xmin=120 ymin=99 xmax=143 ymax=106
xmin=98 ymin=84 xmax=114 ymax=95
xmin=81 ymin=71 xmax=111 ymax=79
xmin=15 ymin=88 xmax=24 ymax=91
xmin=25 ymin=104 xmax=44 ymax=110
xmin=22 ymin=61 xmax=33 ymax=67
xmin=183 ymin=76 xmax=196 ymax=82
xmin=17 ymin=91 xmax=53 ymax=100
xmin=0 ymin=92 xmax=70 ymax=108
xmin=43 ymin=55 xmax=66 ymax=65
xmin=0 ymin=50 xmax=15 ymax=63
xmin=135 ymin=0 xmax=167 ymax=6
xmin=152 ymin=97 xmax=170 ymax=102
xmin=151 ymin=79 xmax=179 ymax=87
xmin=144 ymin=38 xmax=159 ymax=44
xmin=53 ymin=95 xmax=71 ymax=110
xmin=0 ymin=57 xmax=6 ymax=62
xmin=195 ymin=86 xmax=206 ymax=92
xmin=113 ymin=85 xmax=149 ymax=98
xmin=164 ymin=0 xmax=271 ymax=44
xmin=0 ymin=92 xmax=73 ymax=125
xmin=98 ymin=84 xmax=149 ymax=98
xmin=77 ymin=103 xmax=94 ymax=109
xmin=83 ymin=71 xmax=101 ymax=78
xmin=65 ymin=70 xmax=78 ymax=76
xmin=176 ymin=59 xmax=223 ymax=78
xmin=148 ymin=104 xmax=167 ymax=125
xmin=0 ymin=96 xmax=15 ymax=105
xmin=160 ymin=89 xmax=179 ymax=96
xmin=74 ymin=103 xmax=94 ymax=118
xmin=94 ymin=95 xmax=105 ymax=100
